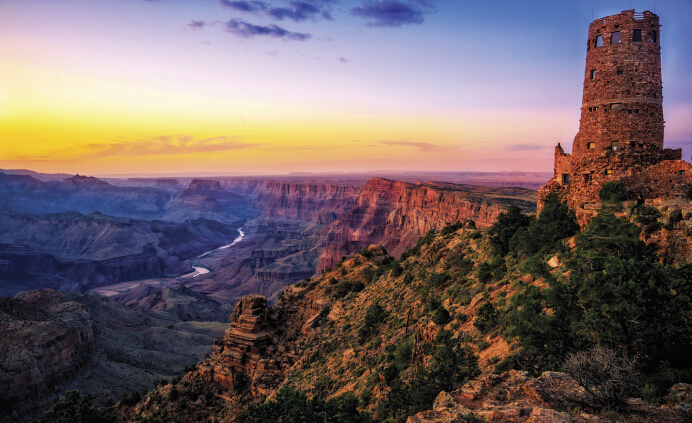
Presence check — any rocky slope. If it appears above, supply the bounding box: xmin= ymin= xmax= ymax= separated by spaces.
xmin=113 ymin=205 xmax=692 ymax=423
xmin=0 ymin=288 xmax=230 ymax=420
xmin=0 ymin=290 xmax=95 ymax=407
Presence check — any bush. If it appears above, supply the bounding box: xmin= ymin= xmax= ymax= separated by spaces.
xmin=599 ymin=182 xmax=629 ymax=202
xmin=563 ymin=346 xmax=639 ymax=409
xmin=40 ymin=391 xmax=116 ymax=423
xmin=432 ymin=307 xmax=451 ymax=326
xmin=474 ymin=302 xmax=498 ymax=334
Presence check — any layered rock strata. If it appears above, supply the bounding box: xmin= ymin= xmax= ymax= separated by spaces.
xmin=317 ymin=178 xmax=533 ymax=271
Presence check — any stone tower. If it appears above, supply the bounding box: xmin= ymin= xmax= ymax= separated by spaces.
xmin=539 ymin=10 xmax=690 ymax=211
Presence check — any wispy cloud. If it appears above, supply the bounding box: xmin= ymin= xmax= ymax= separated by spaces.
xmin=224 ymin=18 xmax=311 ymax=40
xmin=186 ymin=20 xmax=206 ymax=30
xmin=219 ymin=0 xmax=268 ymax=13
xmin=337 ymin=57 xmax=349 ymax=63
xmin=505 ymin=144 xmax=548 ymax=152
xmin=379 ymin=140 xmax=453 ymax=152
xmin=219 ymin=0 xmax=332 ymax=22
xmin=71 ymin=135 xmax=260 ymax=159
xmin=351 ymin=0 xmax=435 ymax=28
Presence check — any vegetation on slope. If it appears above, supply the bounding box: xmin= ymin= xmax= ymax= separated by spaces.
xmin=76 ymin=191 xmax=692 ymax=422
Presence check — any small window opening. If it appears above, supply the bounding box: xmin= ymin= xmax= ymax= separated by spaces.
xmin=587 ymin=142 xmax=595 ymax=149
xmin=611 ymin=31 xmax=622 ymax=44
xmin=594 ymin=106 xmax=598 ymax=111
xmin=611 ymin=141 xmax=619 ymax=151
xmin=611 ymin=103 xmax=622 ymax=110
xmin=617 ymin=69 xmax=623 ymax=75
xmin=634 ymin=109 xmax=639 ymax=114
xmin=562 ymin=174 xmax=570 ymax=184
xmin=680 ymin=170 xmax=686 ymax=176
xmin=615 ymin=24 xmax=619 ymax=28
xmin=584 ymin=173 xmax=592 ymax=183
xmin=607 ymin=169 xmax=613 ymax=175
xmin=628 ymin=110 xmax=632 ymax=115
xmin=596 ymin=35 xmax=603 ymax=47
xmin=632 ymin=29 xmax=642 ymax=42
xmin=590 ymin=70 xmax=596 ymax=79
xmin=651 ymin=30 xmax=658 ymax=43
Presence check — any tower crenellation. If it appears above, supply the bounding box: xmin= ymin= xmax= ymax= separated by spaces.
xmin=539 ymin=10 xmax=691 ymax=212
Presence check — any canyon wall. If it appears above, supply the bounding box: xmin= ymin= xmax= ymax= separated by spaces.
xmin=0 ymin=290 xmax=96 ymax=406
xmin=252 ymin=182 xmax=361 ymax=220
xmin=317 ymin=178 xmax=534 ymax=271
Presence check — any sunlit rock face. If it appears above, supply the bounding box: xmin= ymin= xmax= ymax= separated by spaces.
xmin=317 ymin=177 xmax=515 ymax=271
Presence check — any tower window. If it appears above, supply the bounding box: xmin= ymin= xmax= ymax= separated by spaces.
xmin=590 ymin=70 xmax=596 ymax=79
xmin=584 ymin=173 xmax=592 ymax=183
xmin=635 ymin=109 xmax=639 ymax=114
xmin=611 ymin=103 xmax=622 ymax=110
xmin=596 ymin=35 xmax=603 ymax=47
xmin=611 ymin=141 xmax=619 ymax=151
xmin=587 ymin=142 xmax=595 ymax=149
xmin=617 ymin=69 xmax=623 ymax=75
xmin=611 ymin=32 xmax=622 ymax=44
xmin=632 ymin=29 xmax=642 ymax=42
xmin=651 ymin=30 xmax=658 ymax=43
xmin=628 ymin=110 xmax=632 ymax=114
xmin=562 ymin=174 xmax=570 ymax=184
xmin=607 ymin=169 xmax=613 ymax=175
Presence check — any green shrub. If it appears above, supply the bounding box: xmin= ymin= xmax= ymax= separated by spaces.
xmin=599 ymin=181 xmax=629 ymax=202
xmin=40 ymin=391 xmax=116 ymax=423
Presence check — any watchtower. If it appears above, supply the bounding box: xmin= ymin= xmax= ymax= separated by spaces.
xmin=539 ymin=10 xmax=691 ymax=212
xmin=572 ymin=10 xmax=663 ymax=158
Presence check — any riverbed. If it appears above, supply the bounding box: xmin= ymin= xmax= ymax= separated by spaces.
xmin=187 ymin=228 xmax=245 ymax=277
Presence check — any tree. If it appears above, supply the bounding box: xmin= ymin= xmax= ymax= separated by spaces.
xmin=488 ymin=205 xmax=532 ymax=256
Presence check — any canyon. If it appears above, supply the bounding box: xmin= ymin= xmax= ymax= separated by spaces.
xmin=0 ymin=169 xmax=542 ymax=418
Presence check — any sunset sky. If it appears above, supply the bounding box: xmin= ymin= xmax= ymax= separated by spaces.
xmin=1 ymin=0 xmax=691 ymax=176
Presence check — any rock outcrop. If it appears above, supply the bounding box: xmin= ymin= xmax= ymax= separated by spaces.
xmin=407 ymin=371 xmax=575 ymax=423
xmin=62 ymin=174 xmax=110 ymax=188
xmin=187 ymin=179 xmax=224 ymax=191
xmin=199 ymin=295 xmax=283 ymax=393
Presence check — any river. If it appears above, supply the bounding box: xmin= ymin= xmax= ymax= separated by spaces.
xmin=187 ymin=228 xmax=245 ymax=277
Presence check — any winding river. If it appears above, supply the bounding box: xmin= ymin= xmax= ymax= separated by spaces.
xmin=187 ymin=228 xmax=245 ymax=277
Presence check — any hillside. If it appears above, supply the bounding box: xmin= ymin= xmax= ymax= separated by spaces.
xmin=105 ymin=192 xmax=692 ymax=423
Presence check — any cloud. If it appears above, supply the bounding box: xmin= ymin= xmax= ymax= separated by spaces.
xmin=505 ymin=144 xmax=548 ymax=152
xmin=224 ymin=18 xmax=311 ymax=40
xmin=268 ymin=1 xmax=320 ymax=22
xmin=187 ymin=20 xmax=206 ymax=30
xmin=78 ymin=135 xmax=260 ymax=159
xmin=219 ymin=0 xmax=268 ymax=13
xmin=337 ymin=57 xmax=349 ymax=63
xmin=351 ymin=0 xmax=430 ymax=27
xmin=379 ymin=140 xmax=453 ymax=152
xmin=220 ymin=0 xmax=332 ymax=22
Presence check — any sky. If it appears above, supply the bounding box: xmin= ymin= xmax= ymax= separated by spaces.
xmin=1 ymin=0 xmax=691 ymax=176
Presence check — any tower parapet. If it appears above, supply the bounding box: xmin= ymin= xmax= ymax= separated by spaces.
xmin=539 ymin=10 xmax=690 ymax=212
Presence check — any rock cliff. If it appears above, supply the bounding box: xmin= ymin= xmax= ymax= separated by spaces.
xmin=252 ymin=182 xmax=361 ymax=220
xmin=317 ymin=178 xmax=535 ymax=271
xmin=0 ymin=290 xmax=95 ymax=406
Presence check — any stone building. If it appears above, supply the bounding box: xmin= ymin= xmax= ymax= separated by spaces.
xmin=539 ymin=10 xmax=691 ymax=210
